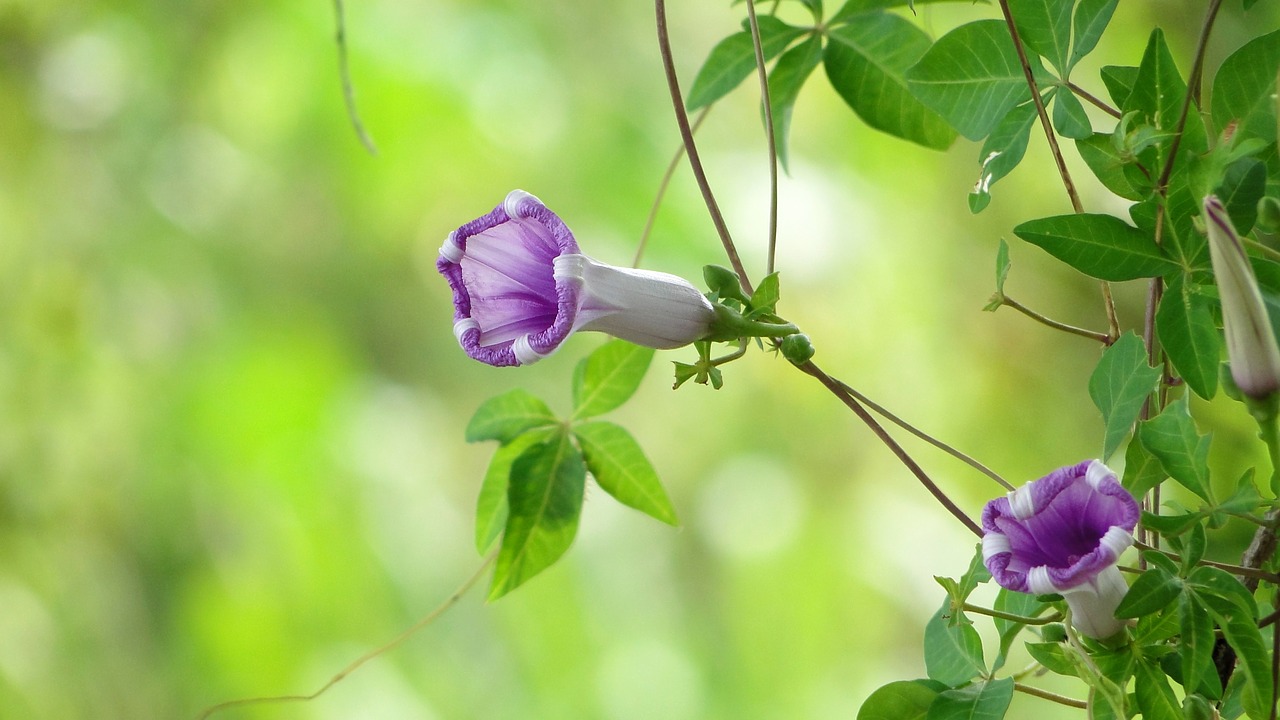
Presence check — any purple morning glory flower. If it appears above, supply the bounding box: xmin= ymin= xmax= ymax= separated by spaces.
xmin=981 ymin=460 xmax=1140 ymax=639
xmin=437 ymin=190 xmax=716 ymax=367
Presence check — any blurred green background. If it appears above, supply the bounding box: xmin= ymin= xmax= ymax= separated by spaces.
xmin=2 ymin=0 xmax=1278 ymax=717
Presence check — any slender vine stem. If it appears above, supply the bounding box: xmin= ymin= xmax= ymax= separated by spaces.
xmin=1134 ymin=539 xmax=1280 ymax=585
xmin=332 ymin=0 xmax=377 ymax=155
xmin=633 ymin=107 xmax=712 ymax=268
xmin=196 ymin=551 xmax=497 ymax=719
xmin=995 ymin=0 xmax=1081 ymax=214
xmin=1068 ymin=81 xmax=1120 ymax=119
xmin=743 ymin=0 xmax=780 ymax=276
xmin=834 ymin=379 xmax=1014 ymax=491
xmin=962 ymin=602 xmax=1061 ymax=625
xmin=1244 ymin=236 xmax=1280 ymax=263
xmin=999 ymin=295 xmax=1111 ymax=344
xmin=1014 ymin=683 xmax=1088 ymax=709
xmin=799 ymin=360 xmax=984 ymax=536
xmin=995 ymin=0 xmax=1119 ymax=340
xmin=654 ymin=0 xmax=753 ymax=295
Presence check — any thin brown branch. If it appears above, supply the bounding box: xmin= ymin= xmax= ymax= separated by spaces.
xmin=1000 ymin=294 xmax=1111 ymax=344
xmin=654 ymin=0 xmax=754 ymax=295
xmin=743 ymin=0 xmax=780 ymax=276
xmin=1067 ymin=81 xmax=1121 ymax=119
xmin=995 ymin=0 xmax=1082 ymax=214
xmin=196 ymin=551 xmax=496 ymax=719
xmin=798 ymin=360 xmax=983 ymax=537
xmin=1014 ymin=683 xmax=1088 ymax=709
xmin=333 ymin=0 xmax=377 ymax=155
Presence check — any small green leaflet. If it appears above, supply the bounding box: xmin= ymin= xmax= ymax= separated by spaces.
xmin=571 ymin=340 xmax=655 ymax=421
xmin=991 ymin=588 xmax=1044 ymax=671
xmin=1155 ymin=277 xmax=1220 ymax=400
xmin=1051 ymin=87 xmax=1092 ymax=139
xmin=1013 ymin=213 xmax=1176 ymax=281
xmin=982 ymin=238 xmax=1012 ymax=309
xmin=767 ymin=35 xmax=823 ymax=172
xmin=1076 ymin=133 xmax=1146 ymax=201
xmin=823 ymin=14 xmax=956 ymax=150
xmin=1125 ymin=30 xmax=1207 ymax=165
xmin=1134 ymin=659 xmax=1182 ymax=720
xmin=465 ymin=388 xmax=558 ymax=443
xmin=687 ymin=16 xmax=807 ymax=111
xmin=475 ymin=427 xmax=559 ymax=552
xmin=1007 ymin=0 xmax=1072 ymax=76
xmin=1113 ymin=565 xmax=1181 ymax=618
xmin=1121 ymin=437 xmax=1165 ymax=497
xmin=926 ymin=677 xmax=1014 ymax=720
xmin=489 ymin=429 xmax=586 ymax=600
xmin=1137 ymin=395 xmax=1214 ymax=504
xmin=906 ymin=20 xmax=1045 ymax=142
xmin=574 ymin=420 xmax=677 ymax=525
xmin=1089 ymin=332 xmax=1161 ymax=461
xmin=856 ymin=679 xmax=943 ymax=720
xmin=1211 ymin=28 xmax=1280 ymax=148
xmin=1216 ymin=156 xmax=1267 ymax=234
xmin=1068 ymin=0 xmax=1118 ymax=72
xmin=923 ymin=599 xmax=985 ymax=686
xmin=1178 ymin=591 xmax=1216 ymax=697
xmin=970 ymin=102 xmax=1038 ymax=213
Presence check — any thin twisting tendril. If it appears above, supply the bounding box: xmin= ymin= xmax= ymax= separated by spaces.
xmin=195 ymin=551 xmax=497 ymax=719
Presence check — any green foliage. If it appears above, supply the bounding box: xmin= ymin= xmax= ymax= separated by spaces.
xmin=923 ymin=599 xmax=985 ymax=687
xmin=573 ymin=421 xmax=678 ymax=525
xmin=1211 ymin=29 xmax=1280 ymax=148
xmin=572 ymin=341 xmax=656 ymax=420
xmin=1113 ymin=564 xmax=1181 ymax=618
xmin=687 ymin=16 xmax=808 ymax=110
xmin=465 ymin=388 xmax=558 ymax=443
xmin=768 ymin=35 xmax=825 ymax=171
xmin=1088 ymin=331 xmax=1162 ymax=460
xmin=926 ymin=678 xmax=1013 ymax=720
xmin=1137 ymin=396 xmax=1215 ymax=504
xmin=1012 ymin=213 xmax=1175 ymax=281
xmin=467 ymin=340 xmax=675 ymax=597
xmin=824 ymin=14 xmax=957 ymax=149
xmin=857 ymin=680 xmax=944 ymax=720
xmin=970 ymin=103 xmax=1038 ymax=213
xmin=1156 ymin=277 xmax=1221 ymax=400
xmin=906 ymin=21 xmax=1044 ymax=142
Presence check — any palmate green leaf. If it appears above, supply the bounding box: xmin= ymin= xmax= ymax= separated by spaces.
xmin=856 ymin=679 xmax=944 ymax=720
xmin=686 ymin=16 xmax=807 ymax=111
xmin=1134 ymin=658 xmax=1182 ymax=720
xmin=1189 ymin=567 xmax=1271 ymax=719
xmin=1100 ymin=65 xmax=1138 ymax=107
xmin=1217 ymin=156 xmax=1267 ymax=234
xmin=767 ymin=34 xmax=824 ymax=172
xmin=571 ymin=340 xmax=654 ymax=420
xmin=906 ymin=20 xmax=1045 ymax=142
xmin=489 ymin=429 xmax=586 ymax=600
xmin=1068 ymin=0 xmax=1118 ymax=72
xmin=923 ymin=598 xmax=985 ymax=686
xmin=1156 ymin=277 xmax=1221 ymax=400
xmin=830 ymin=0 xmax=968 ymax=23
xmin=573 ymin=420 xmax=677 ymax=526
xmin=475 ymin=427 xmax=559 ymax=552
xmin=1126 ymin=29 xmax=1207 ymax=165
xmin=1114 ymin=565 xmax=1181 ymax=618
xmin=925 ymin=677 xmax=1013 ymax=720
xmin=992 ymin=588 xmax=1043 ymax=671
xmin=1179 ymin=591 xmax=1215 ymax=696
xmin=1089 ymin=331 xmax=1162 ymax=461
xmin=1211 ymin=29 xmax=1280 ymax=147
xmin=465 ymin=388 xmax=558 ymax=444
xmin=970 ymin=102 xmax=1038 ymax=213
xmin=824 ymin=14 xmax=956 ymax=150
xmin=1122 ymin=437 xmax=1166 ymax=497
xmin=1051 ymin=87 xmax=1092 ymax=139
xmin=1137 ymin=395 xmax=1214 ymax=504
xmin=1012 ymin=213 xmax=1176 ymax=281
xmin=1076 ymin=132 xmax=1146 ymax=201
xmin=1007 ymin=0 xmax=1072 ymax=75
